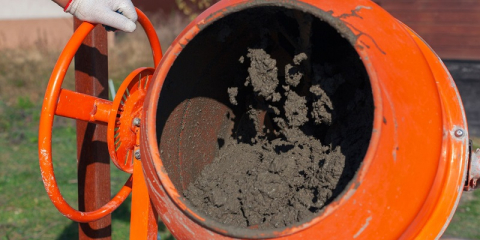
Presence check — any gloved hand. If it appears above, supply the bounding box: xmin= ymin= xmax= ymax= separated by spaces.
xmin=64 ymin=0 xmax=137 ymax=32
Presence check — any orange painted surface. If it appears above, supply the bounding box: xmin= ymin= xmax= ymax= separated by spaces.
xmin=56 ymin=88 xmax=113 ymax=123
xmin=130 ymin=157 xmax=159 ymax=239
xmin=41 ymin=1 xmax=469 ymax=238
xmin=38 ymin=8 xmax=162 ymax=223
xmin=140 ymin=0 xmax=468 ymax=239
xmin=104 ymin=8 xmax=162 ymax=174
xmin=106 ymin=68 xmax=155 ymax=173
xmin=38 ymin=20 xmax=132 ymax=223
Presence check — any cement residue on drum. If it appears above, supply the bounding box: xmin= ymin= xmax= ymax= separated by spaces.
xmin=184 ymin=48 xmax=369 ymax=229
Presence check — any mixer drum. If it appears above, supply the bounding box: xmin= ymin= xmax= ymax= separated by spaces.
xmin=140 ymin=0 xmax=468 ymax=239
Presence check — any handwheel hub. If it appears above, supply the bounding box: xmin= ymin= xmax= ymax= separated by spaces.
xmin=108 ymin=68 xmax=154 ymax=173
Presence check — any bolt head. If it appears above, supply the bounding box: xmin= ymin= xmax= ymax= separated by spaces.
xmin=455 ymin=129 xmax=464 ymax=138
xmin=133 ymin=118 xmax=141 ymax=127
xmin=134 ymin=150 xmax=141 ymax=160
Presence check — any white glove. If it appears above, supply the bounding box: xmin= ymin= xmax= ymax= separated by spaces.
xmin=65 ymin=0 xmax=137 ymax=32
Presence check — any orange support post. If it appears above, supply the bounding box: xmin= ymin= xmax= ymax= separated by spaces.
xmin=130 ymin=156 xmax=158 ymax=239
xmin=74 ymin=20 xmax=112 ymax=240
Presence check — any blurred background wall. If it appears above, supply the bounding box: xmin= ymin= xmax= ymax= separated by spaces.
xmin=0 ymin=0 xmax=217 ymax=49
xmin=374 ymin=0 xmax=480 ymax=136
xmin=374 ymin=0 xmax=480 ymax=60
xmin=0 ymin=0 xmax=72 ymax=49
xmin=1 ymin=0 xmax=477 ymax=58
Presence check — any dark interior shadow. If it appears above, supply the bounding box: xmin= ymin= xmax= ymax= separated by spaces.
xmin=155 ymin=5 xmax=372 ymax=200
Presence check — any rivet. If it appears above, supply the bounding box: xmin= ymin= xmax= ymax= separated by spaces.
xmin=134 ymin=150 xmax=141 ymax=160
xmin=454 ymin=129 xmax=464 ymax=138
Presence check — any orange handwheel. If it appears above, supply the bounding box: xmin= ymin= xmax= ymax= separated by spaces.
xmin=38 ymin=8 xmax=162 ymax=223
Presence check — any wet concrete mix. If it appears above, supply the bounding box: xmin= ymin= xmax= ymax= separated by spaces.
xmin=184 ymin=45 xmax=372 ymax=229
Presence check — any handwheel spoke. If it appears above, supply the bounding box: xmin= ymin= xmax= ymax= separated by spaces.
xmin=55 ymin=89 xmax=113 ymax=124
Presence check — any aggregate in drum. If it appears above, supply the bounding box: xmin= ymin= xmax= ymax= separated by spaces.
xmin=184 ymin=48 xmax=367 ymax=229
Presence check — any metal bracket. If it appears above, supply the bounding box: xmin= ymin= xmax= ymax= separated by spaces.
xmin=464 ymin=140 xmax=480 ymax=191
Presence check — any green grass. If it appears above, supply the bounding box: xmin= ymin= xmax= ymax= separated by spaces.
xmin=444 ymin=191 xmax=480 ymax=239
xmin=0 ymin=101 xmax=77 ymax=239
xmin=0 ymin=98 xmax=174 ymax=240
xmin=443 ymin=138 xmax=480 ymax=239
xmin=0 ymin=100 xmax=170 ymax=239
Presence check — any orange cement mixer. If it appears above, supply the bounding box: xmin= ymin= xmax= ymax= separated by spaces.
xmin=38 ymin=0 xmax=480 ymax=239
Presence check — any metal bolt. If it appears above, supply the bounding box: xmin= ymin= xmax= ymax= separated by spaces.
xmin=133 ymin=118 xmax=141 ymax=127
xmin=134 ymin=150 xmax=141 ymax=160
xmin=454 ymin=129 xmax=464 ymax=138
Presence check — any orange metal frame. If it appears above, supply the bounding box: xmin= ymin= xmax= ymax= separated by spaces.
xmin=38 ymin=8 xmax=162 ymax=238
